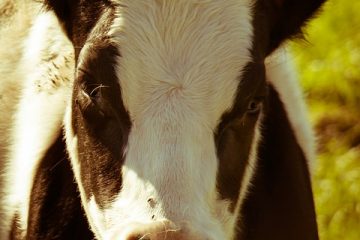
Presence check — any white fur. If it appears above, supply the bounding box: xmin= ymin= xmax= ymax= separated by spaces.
xmin=265 ymin=47 xmax=316 ymax=172
xmin=0 ymin=1 xmax=40 ymax=236
xmin=72 ymin=1 xmax=255 ymax=239
xmin=239 ymin=115 xmax=262 ymax=207
xmin=0 ymin=1 xmax=38 ymax=177
xmin=2 ymin=11 xmax=74 ymax=237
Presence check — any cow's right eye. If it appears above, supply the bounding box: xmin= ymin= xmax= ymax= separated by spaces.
xmin=75 ymin=85 xmax=110 ymax=131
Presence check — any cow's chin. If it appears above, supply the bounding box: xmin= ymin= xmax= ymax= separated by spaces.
xmin=86 ymin=196 xmax=236 ymax=240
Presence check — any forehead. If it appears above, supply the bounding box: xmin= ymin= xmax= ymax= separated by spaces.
xmin=91 ymin=0 xmax=254 ymax=127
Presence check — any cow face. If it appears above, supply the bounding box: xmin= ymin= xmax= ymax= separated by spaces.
xmin=45 ymin=0 xmax=324 ymax=239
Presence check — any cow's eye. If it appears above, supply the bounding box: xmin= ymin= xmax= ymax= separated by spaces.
xmin=247 ymin=98 xmax=263 ymax=114
xmin=76 ymin=86 xmax=108 ymax=124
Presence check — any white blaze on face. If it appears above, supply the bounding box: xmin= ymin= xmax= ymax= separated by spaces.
xmin=81 ymin=0 xmax=254 ymax=239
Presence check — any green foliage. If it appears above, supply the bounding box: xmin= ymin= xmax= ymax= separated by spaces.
xmin=290 ymin=0 xmax=360 ymax=239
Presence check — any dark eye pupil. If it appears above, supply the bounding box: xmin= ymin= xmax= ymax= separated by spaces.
xmin=249 ymin=101 xmax=257 ymax=109
xmin=247 ymin=100 xmax=261 ymax=113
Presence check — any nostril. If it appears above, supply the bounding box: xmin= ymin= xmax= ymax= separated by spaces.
xmin=147 ymin=197 xmax=156 ymax=208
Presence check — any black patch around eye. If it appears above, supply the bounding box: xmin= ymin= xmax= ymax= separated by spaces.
xmin=74 ymin=44 xmax=129 ymax=136
xmin=71 ymin=44 xmax=131 ymax=208
xmin=215 ymin=61 xmax=267 ymax=211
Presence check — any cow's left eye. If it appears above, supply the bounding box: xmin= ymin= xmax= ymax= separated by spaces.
xmin=247 ymin=98 xmax=263 ymax=114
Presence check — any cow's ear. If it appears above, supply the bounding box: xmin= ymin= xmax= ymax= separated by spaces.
xmin=265 ymin=0 xmax=326 ymax=54
xmin=238 ymin=85 xmax=319 ymax=240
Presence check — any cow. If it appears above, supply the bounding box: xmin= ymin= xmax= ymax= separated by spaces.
xmin=0 ymin=0 xmax=326 ymax=239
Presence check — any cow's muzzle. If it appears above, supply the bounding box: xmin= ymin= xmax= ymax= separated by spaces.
xmin=108 ymin=220 xmax=207 ymax=240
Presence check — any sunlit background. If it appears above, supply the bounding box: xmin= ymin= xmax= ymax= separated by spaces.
xmin=290 ymin=0 xmax=360 ymax=239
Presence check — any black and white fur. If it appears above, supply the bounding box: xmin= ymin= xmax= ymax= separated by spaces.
xmin=0 ymin=0 xmax=325 ymax=239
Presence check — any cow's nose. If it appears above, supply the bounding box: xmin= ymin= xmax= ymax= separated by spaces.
xmin=111 ymin=220 xmax=202 ymax=240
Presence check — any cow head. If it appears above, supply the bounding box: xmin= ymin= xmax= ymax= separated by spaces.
xmin=44 ymin=0 xmax=325 ymax=239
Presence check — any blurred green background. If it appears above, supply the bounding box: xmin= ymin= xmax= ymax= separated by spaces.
xmin=290 ymin=0 xmax=360 ymax=239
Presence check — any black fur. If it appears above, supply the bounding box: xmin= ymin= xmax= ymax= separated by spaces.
xmin=44 ymin=0 xmax=114 ymax=58
xmin=238 ymin=86 xmax=318 ymax=240
xmin=265 ymin=0 xmax=326 ymax=54
xmin=26 ymin=134 xmax=93 ymax=240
